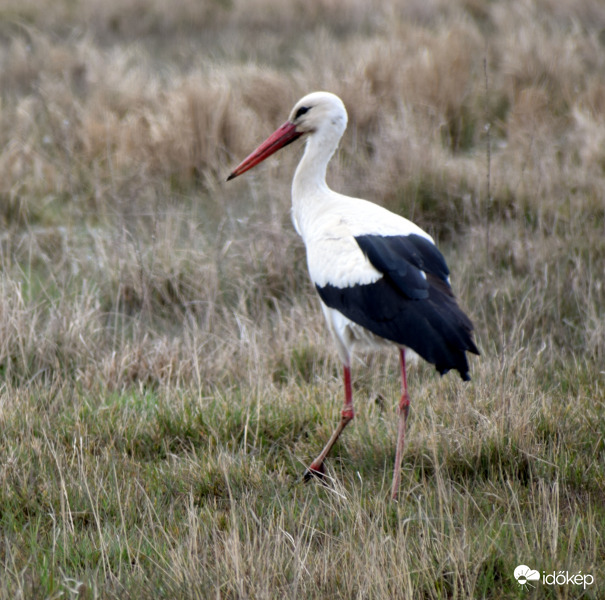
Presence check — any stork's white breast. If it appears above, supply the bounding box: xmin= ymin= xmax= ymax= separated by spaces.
xmin=298 ymin=194 xmax=433 ymax=289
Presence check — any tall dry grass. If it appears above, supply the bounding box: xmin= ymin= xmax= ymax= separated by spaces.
xmin=0 ymin=0 xmax=604 ymax=598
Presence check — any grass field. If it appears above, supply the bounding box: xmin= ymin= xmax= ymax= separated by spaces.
xmin=0 ymin=0 xmax=604 ymax=597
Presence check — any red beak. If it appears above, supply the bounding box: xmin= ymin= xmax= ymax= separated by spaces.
xmin=227 ymin=121 xmax=302 ymax=181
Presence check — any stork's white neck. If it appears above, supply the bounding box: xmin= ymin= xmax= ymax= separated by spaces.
xmin=291 ymin=124 xmax=342 ymax=238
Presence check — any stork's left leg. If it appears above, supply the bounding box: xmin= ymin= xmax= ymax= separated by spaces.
xmin=304 ymin=365 xmax=354 ymax=481
xmin=391 ymin=348 xmax=410 ymax=500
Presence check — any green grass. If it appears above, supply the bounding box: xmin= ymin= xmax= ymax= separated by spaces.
xmin=1 ymin=367 xmax=603 ymax=598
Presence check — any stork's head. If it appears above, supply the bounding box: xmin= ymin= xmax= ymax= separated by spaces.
xmin=287 ymin=91 xmax=348 ymax=137
xmin=227 ymin=91 xmax=347 ymax=181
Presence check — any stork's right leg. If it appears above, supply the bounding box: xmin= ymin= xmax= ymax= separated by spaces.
xmin=304 ymin=365 xmax=354 ymax=481
xmin=391 ymin=348 xmax=410 ymax=500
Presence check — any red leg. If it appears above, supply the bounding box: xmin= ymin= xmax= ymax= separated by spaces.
xmin=304 ymin=365 xmax=354 ymax=480
xmin=391 ymin=348 xmax=411 ymax=500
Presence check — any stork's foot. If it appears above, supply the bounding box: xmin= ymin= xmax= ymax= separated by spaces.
xmin=303 ymin=462 xmax=325 ymax=482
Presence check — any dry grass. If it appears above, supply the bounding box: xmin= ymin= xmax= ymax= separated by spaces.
xmin=0 ymin=0 xmax=604 ymax=598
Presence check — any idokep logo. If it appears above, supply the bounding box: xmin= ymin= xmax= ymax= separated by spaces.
xmin=542 ymin=570 xmax=594 ymax=589
xmin=514 ymin=565 xmax=540 ymax=589
xmin=514 ymin=564 xmax=594 ymax=590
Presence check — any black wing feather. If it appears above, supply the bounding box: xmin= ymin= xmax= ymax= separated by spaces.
xmin=316 ymin=234 xmax=479 ymax=380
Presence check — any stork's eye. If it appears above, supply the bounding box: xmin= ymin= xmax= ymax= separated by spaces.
xmin=295 ymin=106 xmax=310 ymax=119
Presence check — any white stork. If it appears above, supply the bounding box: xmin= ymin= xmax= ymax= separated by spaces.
xmin=227 ymin=91 xmax=479 ymax=500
